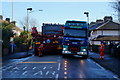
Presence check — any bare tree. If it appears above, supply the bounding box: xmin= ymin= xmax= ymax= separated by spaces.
xmin=19 ymin=16 xmax=38 ymax=31
xmin=112 ymin=0 xmax=120 ymax=22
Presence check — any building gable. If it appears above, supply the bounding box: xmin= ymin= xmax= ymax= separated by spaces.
xmin=96 ymin=21 xmax=120 ymax=30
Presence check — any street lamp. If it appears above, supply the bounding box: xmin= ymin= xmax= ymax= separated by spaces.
xmin=84 ymin=12 xmax=89 ymax=25
xmin=26 ymin=8 xmax=32 ymax=55
xmin=29 ymin=9 xmax=43 ymax=31
xmin=29 ymin=10 xmax=43 ymax=13
xmin=27 ymin=8 xmax=32 ymax=32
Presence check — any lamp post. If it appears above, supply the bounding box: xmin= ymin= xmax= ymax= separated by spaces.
xmin=23 ymin=26 xmax=26 ymax=31
xmin=27 ymin=8 xmax=32 ymax=32
xmin=84 ymin=11 xmax=93 ymax=52
xmin=26 ymin=8 xmax=43 ymax=54
xmin=26 ymin=8 xmax=32 ymax=55
xmin=12 ymin=0 xmax=13 ymax=21
xmin=84 ymin=12 xmax=89 ymax=26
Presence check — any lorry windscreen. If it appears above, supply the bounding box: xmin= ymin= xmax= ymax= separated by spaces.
xmin=64 ymin=29 xmax=87 ymax=37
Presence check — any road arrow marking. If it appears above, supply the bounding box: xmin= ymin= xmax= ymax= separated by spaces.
xmin=43 ymin=67 xmax=46 ymax=69
xmin=52 ymin=71 xmax=56 ymax=75
xmin=22 ymin=71 xmax=27 ymax=75
xmin=33 ymin=67 xmax=36 ymax=70
xmin=46 ymin=71 xmax=49 ymax=75
xmin=23 ymin=67 xmax=27 ymax=70
xmin=57 ymin=63 xmax=61 ymax=71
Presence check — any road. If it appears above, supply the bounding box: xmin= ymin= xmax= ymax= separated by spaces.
xmin=1 ymin=53 xmax=119 ymax=80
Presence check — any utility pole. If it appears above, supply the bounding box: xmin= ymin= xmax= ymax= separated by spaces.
xmin=12 ymin=0 xmax=13 ymax=21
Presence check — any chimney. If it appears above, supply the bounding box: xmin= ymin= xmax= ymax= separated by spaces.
xmin=96 ymin=19 xmax=103 ymax=24
xmin=90 ymin=22 xmax=96 ymax=26
xmin=11 ymin=21 xmax=16 ymax=26
xmin=0 ymin=15 xmax=3 ymax=20
xmin=5 ymin=18 xmax=10 ymax=23
xmin=104 ymin=16 xmax=113 ymax=22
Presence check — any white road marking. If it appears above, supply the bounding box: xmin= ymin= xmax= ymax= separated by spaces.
xmin=55 ymin=74 xmax=59 ymax=80
xmin=90 ymin=58 xmax=105 ymax=70
xmin=34 ymin=71 xmax=40 ymax=76
xmin=87 ymin=59 xmax=92 ymax=62
xmin=95 ymin=63 xmax=105 ymax=70
xmin=2 ymin=66 xmax=14 ymax=71
xmin=22 ymin=71 xmax=27 ymax=75
xmin=23 ymin=67 xmax=27 ymax=70
xmin=33 ymin=67 xmax=36 ymax=70
xmin=50 ymin=67 xmax=53 ymax=68
xmin=52 ymin=71 xmax=56 ymax=75
xmin=113 ymin=75 xmax=119 ymax=80
xmin=43 ymin=67 xmax=46 ymax=69
xmin=46 ymin=71 xmax=49 ymax=75
xmin=14 ymin=70 xmax=17 ymax=73
xmin=13 ymin=67 xmax=19 ymax=70
xmin=1 ymin=57 xmax=31 ymax=70
xmin=57 ymin=63 xmax=61 ymax=71
xmin=40 ymin=71 xmax=43 ymax=75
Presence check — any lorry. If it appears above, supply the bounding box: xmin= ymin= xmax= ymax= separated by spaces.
xmin=31 ymin=23 xmax=63 ymax=56
xmin=62 ymin=20 xmax=89 ymax=58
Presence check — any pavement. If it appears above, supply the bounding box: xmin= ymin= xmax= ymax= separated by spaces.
xmin=89 ymin=51 xmax=120 ymax=78
xmin=2 ymin=49 xmax=33 ymax=60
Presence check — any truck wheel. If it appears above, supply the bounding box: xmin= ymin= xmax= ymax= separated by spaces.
xmin=83 ymin=55 xmax=88 ymax=59
xmin=62 ymin=54 xmax=68 ymax=58
xmin=39 ymin=55 xmax=43 ymax=57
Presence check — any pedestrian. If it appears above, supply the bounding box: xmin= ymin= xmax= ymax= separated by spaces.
xmin=38 ymin=43 xmax=44 ymax=56
xmin=99 ymin=41 xmax=105 ymax=60
xmin=109 ymin=41 xmax=114 ymax=55
xmin=114 ymin=42 xmax=120 ymax=57
xmin=9 ymin=41 xmax=16 ymax=55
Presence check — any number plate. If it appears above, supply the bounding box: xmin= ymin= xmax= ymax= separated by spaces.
xmin=72 ymin=42 xmax=77 ymax=44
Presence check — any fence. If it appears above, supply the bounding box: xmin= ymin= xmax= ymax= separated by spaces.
xmin=91 ymin=44 xmax=120 ymax=58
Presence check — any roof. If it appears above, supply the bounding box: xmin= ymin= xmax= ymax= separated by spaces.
xmin=96 ymin=21 xmax=120 ymax=30
xmin=12 ymin=26 xmax=23 ymax=32
xmin=89 ymin=21 xmax=120 ymax=30
xmin=89 ymin=23 xmax=104 ymax=30
xmin=92 ymin=35 xmax=120 ymax=41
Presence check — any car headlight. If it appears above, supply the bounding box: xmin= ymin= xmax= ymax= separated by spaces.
xmin=83 ymin=49 xmax=86 ymax=51
xmin=63 ymin=48 xmax=66 ymax=50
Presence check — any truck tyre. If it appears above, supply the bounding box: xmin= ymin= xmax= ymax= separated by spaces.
xmin=62 ymin=54 xmax=68 ymax=58
xmin=83 ymin=55 xmax=88 ymax=59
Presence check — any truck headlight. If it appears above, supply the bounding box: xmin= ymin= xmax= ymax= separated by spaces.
xmin=83 ymin=49 xmax=86 ymax=51
xmin=63 ymin=48 xmax=66 ymax=50
xmin=65 ymin=51 xmax=68 ymax=53
xmin=81 ymin=52 xmax=84 ymax=54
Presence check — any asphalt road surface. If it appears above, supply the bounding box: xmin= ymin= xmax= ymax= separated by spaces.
xmin=1 ymin=54 xmax=119 ymax=80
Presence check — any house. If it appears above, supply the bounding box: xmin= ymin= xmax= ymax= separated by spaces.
xmin=11 ymin=21 xmax=23 ymax=37
xmin=12 ymin=26 xmax=23 ymax=37
xmin=89 ymin=16 xmax=120 ymax=45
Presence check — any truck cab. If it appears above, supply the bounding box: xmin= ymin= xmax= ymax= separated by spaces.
xmin=62 ymin=21 xmax=88 ymax=58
